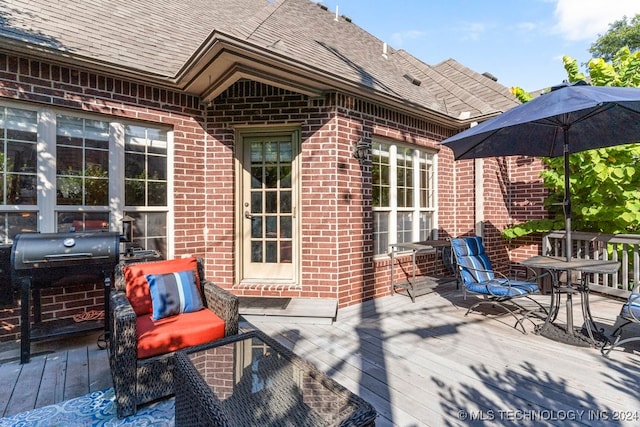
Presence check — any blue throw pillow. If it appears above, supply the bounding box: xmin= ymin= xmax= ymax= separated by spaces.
xmin=146 ymin=270 xmax=204 ymax=320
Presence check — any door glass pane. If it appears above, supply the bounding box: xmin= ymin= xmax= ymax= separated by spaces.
xmin=251 ymin=217 xmax=262 ymax=238
xmin=251 ymin=166 xmax=262 ymax=189
xmin=280 ymin=216 xmax=292 ymax=239
xmin=280 ymin=165 xmax=291 ymax=188
xmin=252 ymin=241 xmax=262 ymax=262
xmin=265 ymin=241 xmax=277 ymax=263
xmin=265 ymin=142 xmax=278 ymax=162
xmin=265 ymin=216 xmax=277 ymax=238
xmin=281 ymin=191 xmax=291 ymax=213
xmin=280 ymin=142 xmax=292 ymax=162
xmin=251 ymin=192 xmax=262 ymax=214
xmin=280 ymin=241 xmax=292 ymax=263
xmin=265 ymin=191 xmax=277 ymax=213
xmin=265 ymin=166 xmax=278 ymax=188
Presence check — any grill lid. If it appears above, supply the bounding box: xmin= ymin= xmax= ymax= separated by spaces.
xmin=11 ymin=232 xmax=120 ymax=270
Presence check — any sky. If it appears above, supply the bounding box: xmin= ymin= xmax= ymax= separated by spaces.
xmin=312 ymin=0 xmax=640 ymax=92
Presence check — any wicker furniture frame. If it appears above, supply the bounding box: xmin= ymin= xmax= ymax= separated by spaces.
xmin=174 ymin=330 xmax=377 ymax=426
xmin=108 ymin=258 xmax=239 ymax=418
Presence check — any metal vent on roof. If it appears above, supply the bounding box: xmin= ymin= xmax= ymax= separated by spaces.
xmin=403 ymin=73 xmax=422 ymax=86
xmin=482 ymin=72 xmax=498 ymax=82
xmin=318 ymin=3 xmax=328 ymax=10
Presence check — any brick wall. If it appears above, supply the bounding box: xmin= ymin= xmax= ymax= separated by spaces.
xmin=0 ymin=52 xmax=550 ymax=341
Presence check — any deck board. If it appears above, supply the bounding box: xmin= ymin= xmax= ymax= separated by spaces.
xmin=6 ymin=357 xmax=44 ymax=415
xmin=64 ymin=346 xmax=90 ymax=400
xmin=35 ymin=352 xmax=66 ymax=408
xmin=88 ymin=342 xmax=112 ymax=393
xmin=0 ymin=281 xmax=638 ymax=425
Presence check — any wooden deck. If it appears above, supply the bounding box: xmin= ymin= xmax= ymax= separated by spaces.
xmin=0 ymin=330 xmax=111 ymax=418
xmin=1 ymin=279 xmax=639 ymax=425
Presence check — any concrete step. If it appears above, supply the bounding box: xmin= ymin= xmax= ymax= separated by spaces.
xmin=239 ymin=297 xmax=337 ymax=325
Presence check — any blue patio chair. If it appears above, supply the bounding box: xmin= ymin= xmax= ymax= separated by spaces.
xmin=601 ymin=285 xmax=640 ymax=357
xmin=451 ymin=236 xmax=547 ymax=334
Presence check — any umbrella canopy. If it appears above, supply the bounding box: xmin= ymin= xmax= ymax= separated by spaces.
xmin=441 ymin=81 xmax=640 ymax=259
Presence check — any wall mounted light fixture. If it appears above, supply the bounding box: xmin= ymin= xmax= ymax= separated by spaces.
xmin=352 ymin=139 xmax=369 ymax=162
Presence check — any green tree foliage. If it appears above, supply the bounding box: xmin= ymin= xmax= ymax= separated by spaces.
xmin=589 ymin=14 xmax=640 ymax=62
xmin=503 ymin=48 xmax=640 ymax=239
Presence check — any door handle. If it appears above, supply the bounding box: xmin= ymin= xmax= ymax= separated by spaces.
xmin=244 ymin=210 xmax=253 ymax=219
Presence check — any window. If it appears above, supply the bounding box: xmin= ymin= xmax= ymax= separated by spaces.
xmin=124 ymin=125 xmax=168 ymax=254
xmin=372 ymin=140 xmax=436 ymax=256
xmin=0 ymin=103 xmax=170 ymax=255
xmin=124 ymin=125 xmax=168 ymax=207
xmin=0 ymin=107 xmax=38 ymax=241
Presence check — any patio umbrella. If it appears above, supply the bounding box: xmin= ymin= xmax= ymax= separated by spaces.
xmin=441 ymin=81 xmax=640 ymax=260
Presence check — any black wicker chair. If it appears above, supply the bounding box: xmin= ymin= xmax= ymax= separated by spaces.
xmin=108 ymin=257 xmax=238 ymax=418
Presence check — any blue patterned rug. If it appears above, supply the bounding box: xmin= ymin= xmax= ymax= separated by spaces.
xmin=0 ymin=388 xmax=174 ymax=426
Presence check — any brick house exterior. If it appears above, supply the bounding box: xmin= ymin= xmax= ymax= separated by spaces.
xmin=0 ymin=0 xmax=548 ymax=342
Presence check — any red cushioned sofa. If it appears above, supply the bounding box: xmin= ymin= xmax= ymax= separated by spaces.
xmin=108 ymin=257 xmax=238 ymax=418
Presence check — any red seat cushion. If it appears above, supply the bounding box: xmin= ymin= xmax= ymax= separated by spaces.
xmin=136 ymin=309 xmax=225 ymax=359
xmin=124 ymin=257 xmax=200 ymax=316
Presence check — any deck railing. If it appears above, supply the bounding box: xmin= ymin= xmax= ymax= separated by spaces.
xmin=542 ymin=231 xmax=639 ymax=298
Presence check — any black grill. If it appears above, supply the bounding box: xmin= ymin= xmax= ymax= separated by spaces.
xmin=11 ymin=231 xmax=120 ymax=363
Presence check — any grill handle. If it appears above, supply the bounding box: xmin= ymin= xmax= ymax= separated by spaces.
xmin=43 ymin=253 xmax=93 ymax=261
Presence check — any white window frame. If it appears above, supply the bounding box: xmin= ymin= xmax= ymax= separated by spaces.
xmin=372 ymin=138 xmax=438 ymax=257
xmin=0 ymin=100 xmax=173 ymax=256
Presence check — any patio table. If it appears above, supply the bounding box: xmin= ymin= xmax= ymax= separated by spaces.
xmin=521 ymin=255 xmax=620 ymax=346
xmin=174 ymin=330 xmax=377 ymax=426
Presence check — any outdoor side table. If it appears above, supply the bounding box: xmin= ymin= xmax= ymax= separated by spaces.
xmin=174 ymin=330 xmax=377 ymax=426
xmin=389 ymin=240 xmax=451 ymax=302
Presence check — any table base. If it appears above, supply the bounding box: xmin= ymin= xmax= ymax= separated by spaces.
xmin=535 ymin=322 xmax=606 ymax=348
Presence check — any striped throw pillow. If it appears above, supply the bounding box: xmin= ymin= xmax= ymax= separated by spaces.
xmin=146 ymin=270 xmax=204 ymax=320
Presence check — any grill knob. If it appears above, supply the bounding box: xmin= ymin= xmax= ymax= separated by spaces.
xmin=63 ymin=238 xmax=76 ymax=248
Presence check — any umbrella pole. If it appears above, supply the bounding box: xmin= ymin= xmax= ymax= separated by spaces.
xmin=563 ymin=135 xmax=571 ymax=261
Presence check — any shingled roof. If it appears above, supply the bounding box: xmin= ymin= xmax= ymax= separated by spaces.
xmin=0 ymin=0 xmax=518 ymax=126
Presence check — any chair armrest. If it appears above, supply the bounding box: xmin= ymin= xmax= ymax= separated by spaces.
xmin=109 ymin=290 xmax=138 ymax=355
xmin=492 ymin=261 xmax=542 ymax=282
xmin=108 ymin=290 xmax=138 ymax=418
xmin=202 ymin=280 xmax=239 ymax=337
xmin=458 ymin=264 xmax=512 ymax=290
